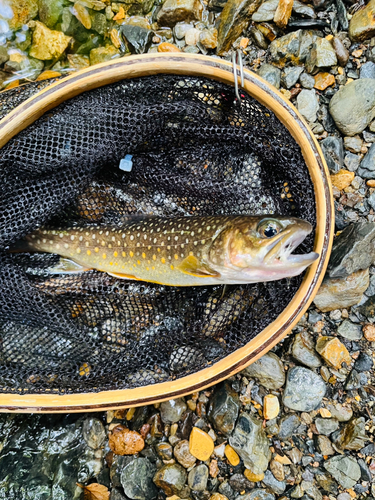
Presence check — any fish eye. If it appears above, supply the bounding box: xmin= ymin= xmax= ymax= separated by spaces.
xmin=257 ymin=219 xmax=283 ymax=238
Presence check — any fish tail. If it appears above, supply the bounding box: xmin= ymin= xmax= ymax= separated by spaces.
xmin=8 ymin=231 xmax=45 ymax=253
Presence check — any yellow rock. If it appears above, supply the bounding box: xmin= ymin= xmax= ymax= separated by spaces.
xmin=330 ymin=169 xmax=355 ymax=190
xmin=73 ymin=2 xmax=92 ymax=29
xmin=244 ymin=470 xmax=265 ymax=482
xmin=316 ymin=336 xmax=352 ymax=369
xmin=263 ymin=394 xmax=280 ymax=420
xmin=274 ymin=454 xmax=292 ymax=465
xmin=367 ymin=179 xmax=375 ymax=187
xmin=126 ymin=407 xmax=136 ymax=420
xmin=210 ymin=494 xmax=229 ymax=500
xmin=274 ymin=0 xmax=293 ymax=29
xmin=314 ymin=72 xmax=336 ymax=91
xmin=319 ymin=408 xmax=332 ymax=418
xmin=29 ymin=21 xmax=71 ymax=61
xmin=36 ymin=70 xmax=62 ymax=81
xmin=189 ymin=427 xmax=214 ymax=461
xmin=349 ymin=0 xmax=375 ymax=42
xmin=157 ymin=42 xmax=181 ymax=52
xmin=224 ymin=445 xmax=240 ymax=466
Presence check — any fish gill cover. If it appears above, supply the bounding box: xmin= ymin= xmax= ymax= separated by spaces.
xmin=0 ymin=75 xmax=315 ymax=394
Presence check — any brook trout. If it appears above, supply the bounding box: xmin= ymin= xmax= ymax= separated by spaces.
xmin=14 ymin=215 xmax=319 ymax=286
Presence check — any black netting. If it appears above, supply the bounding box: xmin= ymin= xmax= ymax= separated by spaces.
xmin=0 ymin=75 xmax=315 ymax=394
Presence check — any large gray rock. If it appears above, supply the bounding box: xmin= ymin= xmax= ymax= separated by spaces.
xmin=297 ymin=89 xmax=319 ymax=123
xmin=252 ymin=0 xmax=278 ymax=21
xmin=262 ymin=470 xmax=286 ymax=494
xmin=229 ymin=413 xmax=271 ymax=474
xmin=329 ymin=79 xmax=375 ymax=136
xmin=321 ymin=136 xmax=344 ymax=173
xmin=315 ymin=417 xmax=339 ymax=435
xmin=337 ymin=320 xmax=363 ymax=340
xmin=306 ymin=37 xmax=337 ymax=72
xmin=243 ymin=352 xmax=285 ymax=389
xmin=269 ymin=30 xmax=315 ymax=67
xmin=292 ymin=331 xmax=322 ymax=368
xmin=208 ymin=381 xmax=240 ymax=436
xmin=188 ymin=464 xmax=208 ymax=491
xmin=258 ymin=64 xmax=281 ymax=89
xmin=283 ymin=367 xmax=326 ymax=411
xmin=327 ymin=222 xmax=375 ymax=278
xmin=281 ymin=66 xmax=304 ymax=89
xmin=314 ymin=269 xmax=370 ymax=312
xmin=324 ymin=456 xmax=361 ymax=488
xmin=121 ymin=458 xmax=158 ymax=500
xmin=358 ymin=142 xmax=375 ymax=179
xmin=153 ymin=464 xmax=187 ymax=496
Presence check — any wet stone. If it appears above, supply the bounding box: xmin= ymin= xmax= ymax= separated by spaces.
xmin=281 ymin=66 xmax=303 ymax=88
xmin=29 ymin=21 xmax=71 ymax=60
xmin=121 ymin=25 xmax=153 ymax=54
xmin=217 ymin=0 xmax=262 ymax=54
xmin=229 ymin=473 xmax=254 ymax=492
xmin=326 ymin=403 xmax=353 ymax=422
xmin=229 ymin=413 xmax=271 ymax=474
xmin=328 ymin=222 xmax=375 ymax=278
xmin=243 ymin=352 xmax=285 ymax=390
xmin=262 ymin=470 xmax=286 ymax=494
xmin=89 ymin=45 xmax=120 ymax=64
xmin=156 ymin=0 xmax=203 ymax=27
xmin=344 ymin=153 xmax=361 ymax=172
xmin=269 ymin=29 xmax=315 ymax=68
xmin=299 ymin=72 xmax=315 ymax=89
xmin=332 ymin=37 xmax=349 ymax=67
xmin=258 ymin=63 xmax=281 ymax=89
xmin=3 ymin=0 xmax=38 ymax=31
xmin=349 ymin=0 xmax=375 ymax=42
xmin=345 ymin=369 xmax=367 ymax=390
xmin=333 ymin=417 xmax=368 ymax=451
xmin=313 ymin=269 xmax=370 ymax=312
xmin=360 ymin=61 xmax=375 ymax=79
xmin=160 ymin=398 xmax=187 ymax=424
xmin=82 ymin=418 xmax=106 ymax=449
xmin=354 ymin=352 xmax=373 ymax=371
xmin=188 ymin=464 xmax=208 ymax=491
xmin=278 ymin=414 xmax=300 ymax=439
xmin=121 ymin=458 xmax=158 ymax=500
xmin=358 ymin=458 xmax=372 ymax=482
xmin=315 ymin=417 xmax=339 ymax=435
xmin=293 ymin=0 xmax=315 ymax=17
xmin=307 ymin=37 xmax=337 ymax=71
xmin=153 ymin=464 xmax=187 ymax=496
xmin=208 ymin=382 xmax=240 ymax=437
xmin=39 ymin=0 xmax=65 ymax=28
xmin=316 ymin=435 xmax=335 ymax=455
xmin=324 ymin=456 xmax=361 ymax=488
xmin=292 ymin=331 xmax=322 ymax=368
xmin=358 ymin=142 xmax=375 ymax=179
xmin=344 ymin=136 xmax=362 ymax=153
xmin=321 ymin=136 xmax=344 ymax=173
xmin=252 ymin=0 xmax=278 ymax=22
xmin=337 ymin=320 xmax=362 ymax=340
xmin=329 ymin=79 xmax=375 ymax=136
xmin=297 ymin=89 xmax=319 ymax=123
xmin=199 ymin=28 xmax=218 ymax=49
xmin=283 ymin=367 xmax=326 ymax=411
xmin=173 ymin=439 xmax=196 ymax=468
xmin=242 ymin=489 xmax=275 ymax=500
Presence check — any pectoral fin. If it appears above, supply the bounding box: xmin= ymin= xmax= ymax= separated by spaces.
xmin=177 ymin=255 xmax=220 ymax=278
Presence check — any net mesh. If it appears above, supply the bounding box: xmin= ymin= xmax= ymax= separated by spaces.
xmin=0 ymin=75 xmax=315 ymax=395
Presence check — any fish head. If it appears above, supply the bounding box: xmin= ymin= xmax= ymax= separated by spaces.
xmin=209 ymin=216 xmax=319 ymax=282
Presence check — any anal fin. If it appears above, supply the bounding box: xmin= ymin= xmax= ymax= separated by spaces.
xmin=47 ymin=258 xmax=91 ymax=275
xmin=107 ymin=271 xmax=141 ymax=280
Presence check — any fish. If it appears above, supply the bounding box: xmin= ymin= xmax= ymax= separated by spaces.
xmin=11 ymin=215 xmax=319 ymax=286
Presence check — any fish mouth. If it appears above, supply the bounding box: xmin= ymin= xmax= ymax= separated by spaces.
xmin=264 ymin=223 xmax=319 ymax=268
